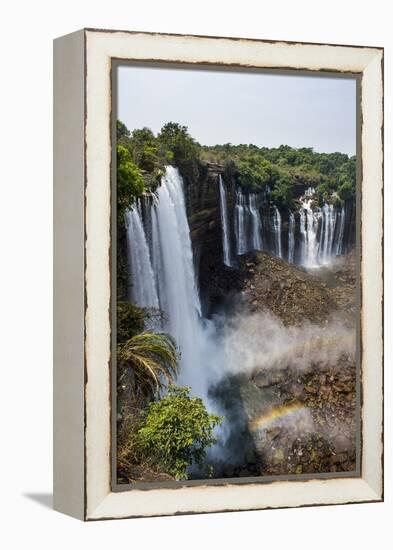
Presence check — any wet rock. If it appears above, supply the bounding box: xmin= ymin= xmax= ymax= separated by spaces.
xmin=333 ymin=434 xmax=352 ymax=453
xmin=329 ymin=453 xmax=347 ymax=465
xmin=239 ymin=468 xmax=253 ymax=477
xmin=223 ymin=464 xmax=235 ymax=477
xmin=272 ymin=449 xmax=284 ymax=465
xmin=290 ymin=382 xmax=304 ymax=398
xmin=245 ymin=449 xmax=257 ymax=464
xmin=266 ymin=426 xmax=281 ymax=440
xmin=253 ymin=370 xmax=287 ymax=388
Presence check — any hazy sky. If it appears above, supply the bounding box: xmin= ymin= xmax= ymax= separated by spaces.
xmin=117 ymin=65 xmax=357 ymax=156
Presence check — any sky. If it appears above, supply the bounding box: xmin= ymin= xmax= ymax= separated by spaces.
xmin=117 ymin=65 xmax=357 ymax=156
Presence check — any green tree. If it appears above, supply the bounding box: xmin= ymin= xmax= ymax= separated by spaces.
xmin=137 ymin=386 xmax=222 ymax=479
xmin=237 ymin=156 xmax=273 ymax=191
xmin=158 ymin=122 xmax=200 ymax=167
xmin=128 ymin=127 xmax=158 ymax=171
xmin=117 ymin=144 xmax=145 ymax=222
xmin=337 ymin=179 xmax=354 ymax=201
xmin=270 ymin=168 xmax=294 ymax=207
xmin=117 ymin=119 xmax=130 ymax=140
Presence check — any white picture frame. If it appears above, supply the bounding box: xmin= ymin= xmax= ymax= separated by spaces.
xmin=53 ymin=28 xmax=383 ymax=521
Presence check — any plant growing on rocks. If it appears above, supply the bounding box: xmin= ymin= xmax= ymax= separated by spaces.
xmin=137 ymin=386 xmax=222 ymax=479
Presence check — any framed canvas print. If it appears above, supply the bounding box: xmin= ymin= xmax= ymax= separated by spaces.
xmin=53 ymin=29 xmax=384 ymax=520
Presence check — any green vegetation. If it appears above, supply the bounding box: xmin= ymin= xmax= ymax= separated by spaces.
xmin=117 ymin=301 xmax=146 ymax=343
xmin=202 ymin=143 xmax=356 ymax=206
xmin=116 ymin=121 xmax=201 ymax=218
xmin=117 ymin=144 xmax=145 ymax=223
xmin=137 ymin=386 xmax=222 ymax=480
xmin=116 ymin=303 xmax=222 ymax=483
xmin=118 ymin=331 xmax=178 ymax=400
xmin=118 ymin=119 xmax=356 ymax=211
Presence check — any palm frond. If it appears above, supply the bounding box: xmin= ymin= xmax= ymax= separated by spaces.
xmin=118 ymin=331 xmax=178 ymax=398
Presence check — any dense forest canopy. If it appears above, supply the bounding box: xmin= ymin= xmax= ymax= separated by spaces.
xmin=117 ymin=119 xmax=356 ymax=214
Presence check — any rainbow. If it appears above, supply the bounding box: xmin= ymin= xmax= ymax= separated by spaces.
xmin=249 ymin=402 xmax=309 ymax=433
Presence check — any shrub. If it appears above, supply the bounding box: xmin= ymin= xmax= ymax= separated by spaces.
xmin=117 ymin=144 xmax=145 ymax=222
xmin=137 ymin=386 xmax=222 ymax=479
xmin=117 ymin=301 xmax=146 ymax=343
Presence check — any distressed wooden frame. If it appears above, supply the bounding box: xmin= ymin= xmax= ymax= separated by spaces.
xmin=53 ymin=28 xmax=383 ymax=521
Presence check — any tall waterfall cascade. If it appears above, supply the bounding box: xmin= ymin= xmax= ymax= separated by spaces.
xmin=234 ymin=190 xmax=247 ymax=255
xmin=335 ymin=205 xmax=346 ymax=256
xmin=249 ymin=194 xmax=263 ymax=251
xmin=127 ymin=166 xmax=208 ymax=396
xmin=272 ymin=206 xmax=282 ymax=259
xmin=320 ymin=203 xmax=336 ymax=264
xmin=288 ymin=211 xmax=295 ymax=264
xmin=125 ymin=205 xmax=159 ymax=309
xmin=219 ymin=175 xmax=233 ymax=267
xmin=299 ymin=191 xmax=322 ymax=268
xmin=234 ymin=190 xmax=263 ymax=256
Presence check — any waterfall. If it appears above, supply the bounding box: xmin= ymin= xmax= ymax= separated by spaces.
xmin=304 ymin=201 xmax=320 ymax=267
xmin=335 ymin=204 xmax=346 ymax=256
xmin=126 ymin=205 xmax=159 ymax=309
xmin=234 ymin=189 xmax=264 ymax=257
xmin=219 ymin=175 xmax=233 ymax=266
xmin=150 ymin=166 xmax=206 ymax=394
xmin=319 ymin=203 xmax=337 ymax=264
xmin=272 ymin=206 xmax=282 ymax=259
xmin=234 ymin=190 xmax=247 ymax=255
xmin=249 ymin=193 xmax=263 ymax=251
xmin=298 ymin=188 xmax=322 ymax=268
xmin=299 ymin=208 xmax=306 ymax=265
xmin=288 ymin=211 xmax=295 ymax=263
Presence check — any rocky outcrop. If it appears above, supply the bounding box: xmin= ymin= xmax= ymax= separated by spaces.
xmin=181 ymin=163 xmax=236 ymax=312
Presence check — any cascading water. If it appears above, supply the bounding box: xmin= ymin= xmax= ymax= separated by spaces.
xmin=150 ymin=166 xmax=208 ymax=396
xmin=234 ymin=190 xmax=247 ymax=255
xmin=125 ymin=204 xmax=159 ymax=309
xmin=249 ymin=194 xmax=263 ymax=251
xmin=234 ymin=189 xmax=264 ymax=257
xmin=231 ymin=185 xmax=346 ymax=268
xmin=272 ymin=206 xmax=282 ymax=259
xmin=320 ymin=203 xmax=336 ymax=264
xmin=298 ymin=188 xmax=323 ymax=268
xmin=288 ymin=211 xmax=295 ymax=264
xmin=299 ymin=208 xmax=307 ymax=265
xmin=219 ymin=175 xmax=233 ymax=267
xmin=335 ymin=204 xmax=346 ymax=256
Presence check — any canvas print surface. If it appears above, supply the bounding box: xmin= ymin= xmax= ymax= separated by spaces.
xmin=115 ymin=65 xmax=358 ymax=485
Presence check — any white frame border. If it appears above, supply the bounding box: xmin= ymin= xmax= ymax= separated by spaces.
xmin=83 ymin=30 xmax=383 ymax=520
